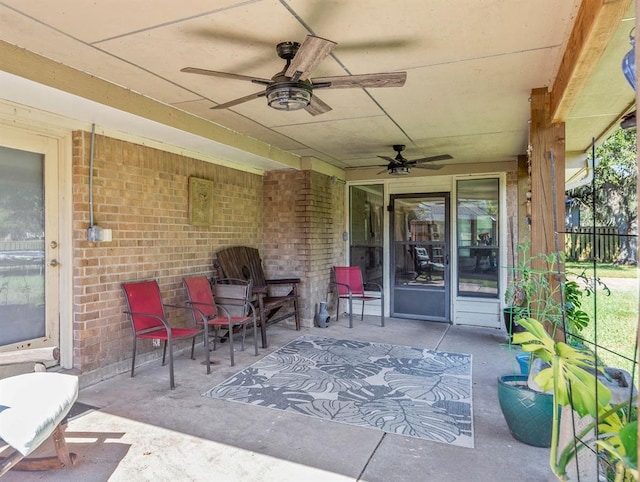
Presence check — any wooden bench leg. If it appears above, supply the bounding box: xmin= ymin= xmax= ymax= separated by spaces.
xmin=0 ymin=424 xmax=77 ymax=473
xmin=52 ymin=423 xmax=74 ymax=468
xmin=0 ymin=450 xmax=24 ymax=477
xmin=257 ymin=294 xmax=268 ymax=349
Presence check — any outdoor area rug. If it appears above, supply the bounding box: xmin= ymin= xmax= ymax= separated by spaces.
xmin=203 ymin=335 xmax=474 ymax=447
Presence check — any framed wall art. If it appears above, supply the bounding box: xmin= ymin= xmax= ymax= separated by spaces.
xmin=188 ymin=177 xmax=214 ymax=226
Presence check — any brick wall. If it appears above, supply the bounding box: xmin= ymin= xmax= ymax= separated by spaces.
xmin=308 ymin=171 xmax=346 ymax=320
xmin=262 ymin=170 xmax=345 ymax=325
xmin=72 ymin=131 xmax=263 ymax=373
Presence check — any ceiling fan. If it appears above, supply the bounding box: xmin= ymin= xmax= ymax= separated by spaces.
xmin=375 ymin=145 xmax=453 ymax=175
xmin=180 ymin=35 xmax=407 ymax=116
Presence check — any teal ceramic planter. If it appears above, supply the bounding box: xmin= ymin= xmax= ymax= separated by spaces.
xmin=497 ymin=374 xmax=553 ymax=447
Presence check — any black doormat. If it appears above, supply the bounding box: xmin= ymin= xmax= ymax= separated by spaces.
xmin=66 ymin=401 xmax=99 ymax=421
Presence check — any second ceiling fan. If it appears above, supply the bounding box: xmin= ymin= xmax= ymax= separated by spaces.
xmin=181 ymin=35 xmax=407 ymax=116
xmin=375 ymin=145 xmax=453 ymax=175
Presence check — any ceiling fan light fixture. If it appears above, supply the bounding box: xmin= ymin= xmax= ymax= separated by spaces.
xmin=266 ymin=81 xmax=312 ymax=111
xmin=389 ymin=166 xmax=411 ymax=175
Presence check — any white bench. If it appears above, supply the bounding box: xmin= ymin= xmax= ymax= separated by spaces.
xmin=0 ymin=347 xmax=78 ymax=477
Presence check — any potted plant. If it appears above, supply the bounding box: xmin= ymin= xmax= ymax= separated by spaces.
xmin=497 ymin=370 xmax=554 ymax=447
xmin=512 ymin=318 xmax=637 ymax=481
xmin=503 ymin=244 xmax=608 ymax=341
xmin=499 ymin=254 xmax=615 ymax=453
xmin=503 ymin=244 xmax=564 ymax=338
xmin=499 ymin=246 xmax=567 ymax=448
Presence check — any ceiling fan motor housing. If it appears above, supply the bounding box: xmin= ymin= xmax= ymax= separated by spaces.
xmin=276 ymin=41 xmax=301 ymax=60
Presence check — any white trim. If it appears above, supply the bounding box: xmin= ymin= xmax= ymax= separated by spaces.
xmin=57 ymin=133 xmax=73 ymax=369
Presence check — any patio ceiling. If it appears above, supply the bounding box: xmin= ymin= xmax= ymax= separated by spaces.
xmin=0 ymin=1 xmax=636 ymax=181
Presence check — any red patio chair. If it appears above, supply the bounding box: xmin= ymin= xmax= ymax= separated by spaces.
xmin=183 ymin=276 xmax=258 ymax=366
xmin=332 ymin=266 xmax=384 ymax=328
xmin=121 ymin=279 xmax=208 ymax=389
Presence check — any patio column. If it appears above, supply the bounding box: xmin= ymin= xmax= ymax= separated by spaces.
xmin=529 ymin=87 xmax=566 ymax=260
xmin=529 ymin=87 xmax=566 ymax=340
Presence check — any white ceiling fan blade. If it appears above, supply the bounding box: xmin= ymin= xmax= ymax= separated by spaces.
xmin=285 ymin=36 xmax=336 ymax=81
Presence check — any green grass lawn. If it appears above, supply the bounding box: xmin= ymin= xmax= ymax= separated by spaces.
xmin=566 ymin=260 xmax=638 ymax=279
xmin=567 ymin=262 xmax=638 ymax=374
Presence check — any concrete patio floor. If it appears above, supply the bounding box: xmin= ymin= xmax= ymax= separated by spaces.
xmin=3 ymin=316 xmax=553 ymax=481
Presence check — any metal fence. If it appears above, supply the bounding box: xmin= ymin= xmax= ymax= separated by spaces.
xmin=565 ymin=227 xmax=620 ymax=262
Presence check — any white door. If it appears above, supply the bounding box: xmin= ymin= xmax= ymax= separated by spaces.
xmin=390 ymin=193 xmax=450 ymax=321
xmin=0 ymin=129 xmax=61 ymax=354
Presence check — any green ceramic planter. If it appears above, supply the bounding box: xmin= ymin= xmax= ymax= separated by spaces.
xmin=497 ymin=374 xmax=553 ymax=448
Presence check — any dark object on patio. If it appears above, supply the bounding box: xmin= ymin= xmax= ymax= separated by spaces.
xmin=183 ymin=276 xmax=258 ymax=366
xmin=315 ymin=301 xmax=330 ymax=328
xmin=331 ymin=266 xmax=384 ymax=328
xmin=0 ymin=347 xmax=78 ymax=477
xmin=502 ymin=306 xmax=529 ymax=339
xmin=216 ymin=246 xmax=301 ymax=348
xmin=121 ymin=279 xmax=208 ymax=389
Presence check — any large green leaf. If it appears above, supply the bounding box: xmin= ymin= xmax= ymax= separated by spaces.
xmin=619 ymin=421 xmax=638 ymax=468
xmin=512 ymin=318 xmax=611 ymax=418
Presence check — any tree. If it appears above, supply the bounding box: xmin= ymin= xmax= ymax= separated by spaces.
xmin=567 ymin=127 xmax=637 ymax=264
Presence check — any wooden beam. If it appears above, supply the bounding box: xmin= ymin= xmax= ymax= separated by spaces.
xmin=530 ymin=88 xmax=566 ymax=258
xmin=531 ymin=88 xmax=566 ymax=339
xmin=551 ymin=0 xmax=632 ymax=122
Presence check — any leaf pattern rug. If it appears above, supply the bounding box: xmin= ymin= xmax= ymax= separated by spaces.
xmin=203 ymin=335 xmax=474 ymax=447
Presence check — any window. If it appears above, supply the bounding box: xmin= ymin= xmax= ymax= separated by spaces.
xmin=0 ymin=146 xmax=46 ymax=344
xmin=349 ymin=185 xmax=384 ymax=285
xmin=456 ymin=179 xmax=499 ymax=297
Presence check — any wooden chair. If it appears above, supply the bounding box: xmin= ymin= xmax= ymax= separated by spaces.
xmin=331 ymin=266 xmax=384 ymax=328
xmin=121 ymin=279 xmax=208 ymax=389
xmin=183 ymin=276 xmax=258 ymax=366
xmin=216 ymin=246 xmax=300 ymax=348
xmin=0 ymin=347 xmax=78 ymax=477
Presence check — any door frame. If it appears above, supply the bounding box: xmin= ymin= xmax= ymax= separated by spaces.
xmin=389 ymin=192 xmax=451 ymax=321
xmin=0 ymin=105 xmax=73 ymax=368
xmin=348 ymin=172 xmax=507 ymax=329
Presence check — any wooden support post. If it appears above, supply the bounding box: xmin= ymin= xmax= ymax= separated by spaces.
xmin=529 ymin=87 xmax=566 ymax=339
xmin=529 ymin=87 xmax=566 ymax=260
